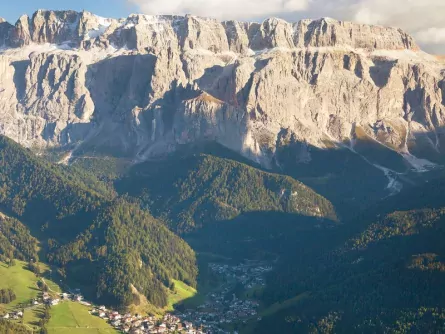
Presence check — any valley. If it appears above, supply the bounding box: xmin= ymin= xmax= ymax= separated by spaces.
xmin=0 ymin=6 xmax=445 ymax=334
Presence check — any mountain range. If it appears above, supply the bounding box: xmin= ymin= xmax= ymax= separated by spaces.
xmin=0 ymin=11 xmax=443 ymax=167
xmin=1 ymin=9 xmax=445 ymax=334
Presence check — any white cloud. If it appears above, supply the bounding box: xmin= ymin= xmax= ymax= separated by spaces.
xmin=416 ymin=28 xmax=445 ymax=45
xmin=128 ymin=0 xmax=445 ymax=53
xmin=127 ymin=0 xmax=309 ymax=20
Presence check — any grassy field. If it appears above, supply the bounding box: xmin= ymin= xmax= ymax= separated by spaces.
xmin=0 ymin=261 xmax=63 ymax=311
xmin=0 ymin=261 xmax=41 ymax=310
xmin=40 ymin=263 xmax=62 ymax=294
xmin=47 ymin=301 xmax=117 ymax=334
xmin=23 ymin=304 xmax=45 ymax=331
xmin=165 ymin=280 xmax=197 ymax=311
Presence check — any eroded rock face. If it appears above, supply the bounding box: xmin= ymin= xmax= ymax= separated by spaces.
xmin=294 ymin=18 xmax=417 ymax=50
xmin=0 ymin=10 xmax=444 ymax=168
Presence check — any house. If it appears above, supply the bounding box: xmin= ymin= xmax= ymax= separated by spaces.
xmin=3 ymin=314 xmax=9 ymax=319
xmin=51 ymin=299 xmax=60 ymax=306
xmin=99 ymin=305 xmax=106 ymax=311
xmin=16 ymin=311 xmax=23 ymax=317
xmin=99 ymin=312 xmax=106 ymax=318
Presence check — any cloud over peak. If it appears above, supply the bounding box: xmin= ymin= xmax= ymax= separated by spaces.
xmin=128 ymin=0 xmax=445 ymax=53
xmin=128 ymin=0 xmax=309 ymax=20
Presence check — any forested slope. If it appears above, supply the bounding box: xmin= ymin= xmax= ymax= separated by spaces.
xmin=0 ymin=135 xmax=197 ymax=309
xmin=117 ymin=152 xmax=337 ymax=233
xmin=252 ymin=173 xmax=445 ymax=333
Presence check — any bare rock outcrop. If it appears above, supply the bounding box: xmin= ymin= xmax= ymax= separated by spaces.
xmin=0 ymin=9 xmax=444 ymax=170
xmin=294 ymin=18 xmax=417 ymax=50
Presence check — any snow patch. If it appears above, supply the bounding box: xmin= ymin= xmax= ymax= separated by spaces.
xmin=94 ymin=14 xmax=113 ymax=27
xmin=84 ymin=15 xmax=113 ymax=40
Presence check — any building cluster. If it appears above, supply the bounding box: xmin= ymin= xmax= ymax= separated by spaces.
xmin=2 ymin=310 xmax=23 ymax=320
xmin=167 ymin=261 xmax=272 ymax=333
xmin=208 ymin=261 xmax=272 ymax=289
xmin=2 ymin=260 xmax=272 ymax=334
xmin=175 ymin=296 xmax=260 ymax=333
xmin=90 ymin=307 xmax=206 ymax=334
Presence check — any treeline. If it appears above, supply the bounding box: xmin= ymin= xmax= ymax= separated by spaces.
xmin=116 ymin=153 xmax=337 ymax=233
xmin=38 ymin=305 xmax=51 ymax=329
xmin=0 ymin=288 xmax=16 ymax=304
xmin=0 ymin=320 xmax=30 ymax=333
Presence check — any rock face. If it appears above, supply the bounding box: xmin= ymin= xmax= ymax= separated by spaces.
xmin=0 ymin=10 xmax=444 ymax=170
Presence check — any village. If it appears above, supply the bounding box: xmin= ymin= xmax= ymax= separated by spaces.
xmin=1 ymin=260 xmax=272 ymax=334
xmin=169 ymin=260 xmax=273 ymax=333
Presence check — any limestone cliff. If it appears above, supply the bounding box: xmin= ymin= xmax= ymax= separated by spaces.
xmin=0 ymin=10 xmax=444 ymax=172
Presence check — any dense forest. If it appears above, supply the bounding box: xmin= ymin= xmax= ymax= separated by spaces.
xmin=0 ymin=213 xmax=39 ymax=262
xmin=0 ymin=136 xmax=197 ymax=310
xmin=247 ymin=177 xmax=445 ymax=333
xmin=50 ymin=200 xmax=197 ymax=308
xmin=116 ymin=151 xmax=337 ymax=233
xmin=0 ymin=136 xmax=105 ymax=240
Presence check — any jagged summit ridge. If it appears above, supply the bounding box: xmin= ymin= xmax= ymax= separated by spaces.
xmin=0 ymin=9 xmax=444 ymax=176
xmin=0 ymin=10 xmax=418 ymax=52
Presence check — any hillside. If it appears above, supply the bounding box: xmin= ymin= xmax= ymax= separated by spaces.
xmin=0 ymin=213 xmax=39 ymax=262
xmin=116 ymin=151 xmax=337 ymax=233
xmin=0 ymin=135 xmax=106 ymax=241
xmin=1 ymin=7 xmax=445 ymax=334
xmin=0 ymin=135 xmax=197 ymax=310
xmin=248 ymin=174 xmax=445 ymax=333
xmin=51 ymin=200 xmax=197 ymax=308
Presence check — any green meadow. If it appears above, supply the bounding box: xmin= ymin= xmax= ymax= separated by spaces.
xmin=47 ymin=302 xmax=117 ymax=334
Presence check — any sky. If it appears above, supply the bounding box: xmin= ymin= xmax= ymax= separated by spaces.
xmin=1 ymin=0 xmax=444 ymax=53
